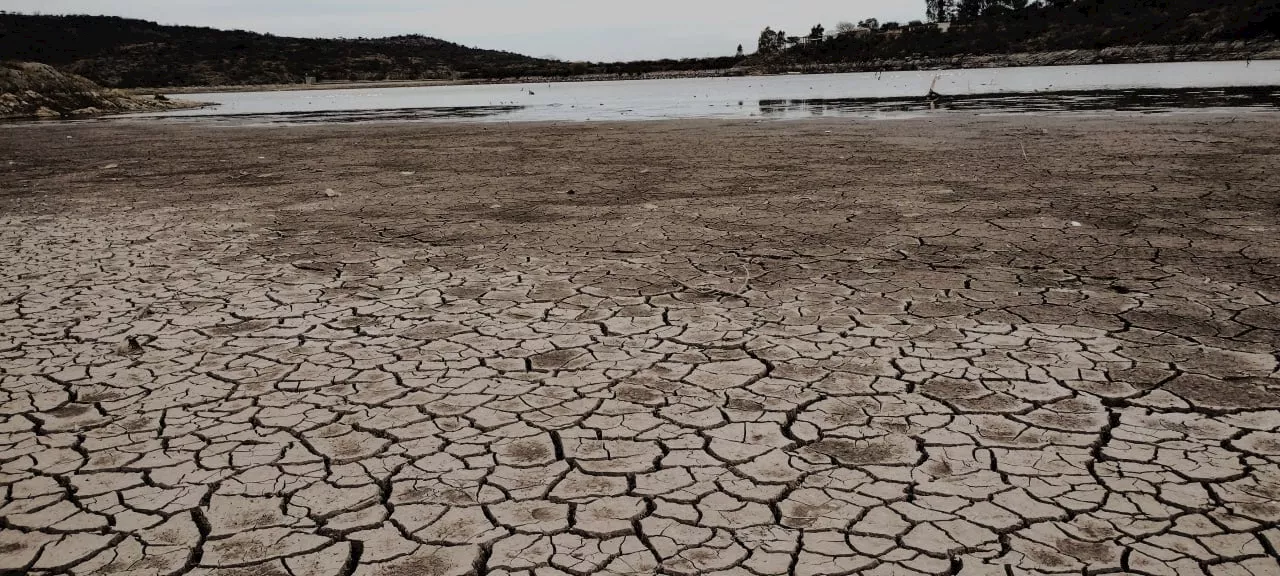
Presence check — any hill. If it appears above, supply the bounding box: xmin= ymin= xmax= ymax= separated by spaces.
xmin=0 ymin=13 xmax=556 ymax=88
xmin=0 ymin=61 xmax=200 ymax=118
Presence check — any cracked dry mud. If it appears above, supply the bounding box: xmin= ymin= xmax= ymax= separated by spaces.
xmin=1 ymin=114 xmax=1280 ymax=576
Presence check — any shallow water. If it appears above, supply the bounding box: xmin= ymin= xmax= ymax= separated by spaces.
xmin=139 ymin=60 xmax=1280 ymax=123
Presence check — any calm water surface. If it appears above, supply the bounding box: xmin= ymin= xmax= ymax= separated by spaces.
xmin=140 ymin=60 xmax=1280 ymax=123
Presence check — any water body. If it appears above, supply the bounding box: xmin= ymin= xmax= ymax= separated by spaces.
xmin=141 ymin=60 xmax=1280 ymax=124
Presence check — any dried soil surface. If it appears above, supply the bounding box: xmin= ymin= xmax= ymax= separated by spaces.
xmin=2 ymin=114 xmax=1280 ymax=575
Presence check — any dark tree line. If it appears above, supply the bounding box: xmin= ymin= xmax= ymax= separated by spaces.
xmin=930 ymin=0 xmax=1278 ymax=28
xmin=758 ymin=0 xmax=1279 ymax=65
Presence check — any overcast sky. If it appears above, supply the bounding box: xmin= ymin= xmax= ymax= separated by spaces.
xmin=11 ymin=0 xmax=927 ymax=61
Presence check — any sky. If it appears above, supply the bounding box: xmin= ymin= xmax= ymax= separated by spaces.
xmin=8 ymin=0 xmax=927 ymax=62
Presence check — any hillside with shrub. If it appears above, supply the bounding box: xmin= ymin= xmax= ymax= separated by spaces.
xmin=0 ymin=13 xmax=558 ymax=87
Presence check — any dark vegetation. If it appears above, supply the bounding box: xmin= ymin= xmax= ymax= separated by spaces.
xmin=762 ymin=0 xmax=1280 ymax=67
xmin=1 ymin=1 xmax=1279 ymax=89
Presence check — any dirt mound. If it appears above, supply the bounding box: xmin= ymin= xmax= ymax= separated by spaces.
xmin=0 ymin=61 xmax=198 ymax=119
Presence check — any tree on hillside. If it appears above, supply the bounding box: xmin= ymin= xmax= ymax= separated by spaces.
xmin=956 ymin=0 xmax=1022 ymax=21
xmin=835 ymin=21 xmax=859 ymax=35
xmin=991 ymin=0 xmax=1030 ymax=16
xmin=955 ymin=0 xmax=1029 ymax=22
xmin=810 ymin=24 xmax=826 ymax=40
xmin=737 ymin=44 xmax=744 ymax=57
xmin=926 ymin=0 xmax=955 ymax=22
xmin=758 ymin=27 xmax=775 ymax=53
xmin=758 ymin=27 xmax=790 ymax=53
xmin=955 ymin=0 xmax=987 ymax=21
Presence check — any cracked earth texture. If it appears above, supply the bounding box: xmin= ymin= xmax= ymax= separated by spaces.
xmin=2 ymin=114 xmax=1280 ymax=576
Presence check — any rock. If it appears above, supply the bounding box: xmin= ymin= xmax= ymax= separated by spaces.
xmin=117 ymin=336 xmax=144 ymax=356
xmin=1 ymin=61 xmax=201 ymax=119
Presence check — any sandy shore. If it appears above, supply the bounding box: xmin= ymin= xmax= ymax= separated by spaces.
xmin=2 ymin=114 xmax=1279 ymax=575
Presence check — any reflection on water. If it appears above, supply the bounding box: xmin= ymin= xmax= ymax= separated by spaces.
xmin=756 ymin=87 xmax=1280 ymax=116
xmin=149 ymin=87 xmax=1280 ymax=125
xmin=125 ymin=61 xmax=1280 ymax=124
xmin=153 ymin=105 xmax=526 ymax=125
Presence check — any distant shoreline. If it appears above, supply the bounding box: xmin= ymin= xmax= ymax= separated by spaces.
xmin=126 ymin=79 xmax=467 ymax=95
xmin=125 ymin=40 xmax=1280 ymax=96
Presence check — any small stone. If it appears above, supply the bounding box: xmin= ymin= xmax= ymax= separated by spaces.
xmin=117 ymin=336 xmax=144 ymax=356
